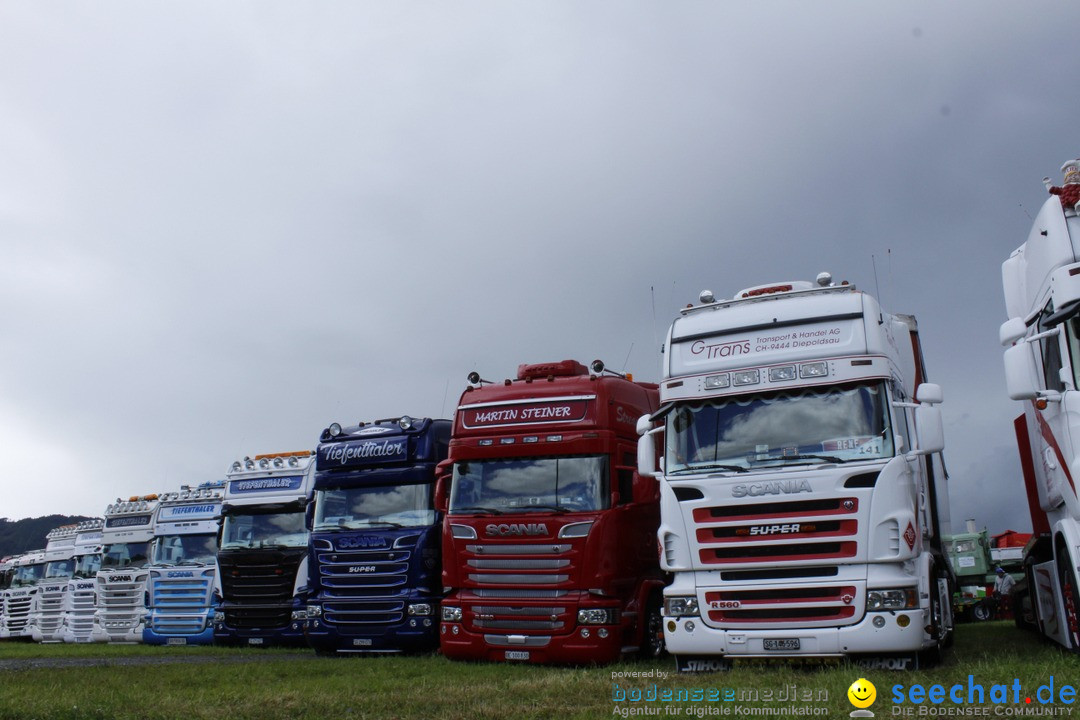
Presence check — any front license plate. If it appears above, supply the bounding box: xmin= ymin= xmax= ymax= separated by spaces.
xmin=167 ymin=638 xmax=187 ymax=646
xmin=763 ymin=638 xmax=800 ymax=651
xmin=504 ymin=650 xmax=530 ymax=661
xmin=247 ymin=638 xmax=264 ymax=646
xmin=353 ymin=638 xmax=372 ymax=647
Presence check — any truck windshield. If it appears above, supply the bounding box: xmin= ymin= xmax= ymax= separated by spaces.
xmin=665 ymin=382 xmax=894 ymax=474
xmin=449 ymin=455 xmax=609 ymax=514
xmin=73 ymin=554 xmax=102 ymax=579
xmin=45 ymin=559 xmax=75 ymax=580
xmin=313 ymin=483 xmax=435 ymax=531
xmin=12 ymin=563 xmax=45 ymax=588
xmin=220 ymin=511 xmax=307 ymax=550
xmin=101 ymin=542 xmax=151 ymax=569
xmin=152 ymin=533 xmax=218 ymax=565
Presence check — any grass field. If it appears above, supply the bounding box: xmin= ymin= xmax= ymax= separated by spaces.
xmin=0 ymin=622 xmax=1075 ymax=719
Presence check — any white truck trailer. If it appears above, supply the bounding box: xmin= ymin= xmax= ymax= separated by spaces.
xmin=93 ymin=494 xmax=160 ymax=642
xmin=1000 ymin=170 xmax=1080 ymax=651
xmin=637 ymin=274 xmax=953 ymax=671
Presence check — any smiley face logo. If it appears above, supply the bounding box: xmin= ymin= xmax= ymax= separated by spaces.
xmin=847 ymin=678 xmax=877 ymax=709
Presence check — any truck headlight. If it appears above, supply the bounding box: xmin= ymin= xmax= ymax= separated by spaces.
xmin=866 ymin=588 xmax=918 ymax=610
xmin=663 ymin=596 xmax=699 ymax=617
xmin=305 ymin=604 xmax=322 ymax=618
xmin=441 ymin=606 xmax=462 ymax=622
xmin=408 ymin=603 xmax=433 ymax=616
xmin=577 ymin=608 xmax=617 ymax=625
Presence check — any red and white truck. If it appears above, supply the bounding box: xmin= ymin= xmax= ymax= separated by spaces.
xmin=1000 ymin=170 xmax=1080 ymax=650
xmin=438 ymin=359 xmax=664 ymax=664
xmin=638 ymin=275 xmax=953 ymax=671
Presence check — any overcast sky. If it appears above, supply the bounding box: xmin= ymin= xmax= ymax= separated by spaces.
xmin=1 ymin=2 xmax=1073 ymax=536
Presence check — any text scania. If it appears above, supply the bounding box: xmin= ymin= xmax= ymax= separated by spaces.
xmin=485 ymin=523 xmax=548 ymax=536
xmin=690 ymin=339 xmax=750 ymax=359
xmin=732 ymin=480 xmax=812 ymax=498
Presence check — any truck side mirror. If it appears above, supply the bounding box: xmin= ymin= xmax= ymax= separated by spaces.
xmin=912 ymin=404 xmax=944 ymax=456
xmin=915 ymin=383 xmax=943 ymax=405
xmin=1004 ymin=342 xmax=1041 ymax=400
xmin=305 ymin=501 xmax=315 ymax=530
xmin=434 ymin=459 xmax=453 ymax=512
xmin=1000 ymin=318 xmax=1027 ymax=346
xmin=636 ymin=414 xmax=660 ymax=477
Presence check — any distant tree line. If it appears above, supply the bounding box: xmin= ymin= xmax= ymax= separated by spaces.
xmin=0 ymin=515 xmax=95 ymax=558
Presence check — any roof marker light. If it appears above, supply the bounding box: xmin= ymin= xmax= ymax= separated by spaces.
xmin=769 ymin=366 xmax=797 ymax=382
xmin=704 ymin=374 xmax=729 ymax=389
xmin=732 ymin=370 xmax=760 ymax=386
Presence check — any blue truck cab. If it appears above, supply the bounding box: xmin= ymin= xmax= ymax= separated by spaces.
xmin=144 ymin=482 xmax=224 ymax=645
xmin=304 ymin=416 xmax=449 ymax=654
xmin=215 ymin=451 xmax=316 ymax=647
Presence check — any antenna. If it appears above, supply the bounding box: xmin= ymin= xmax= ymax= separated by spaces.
xmin=650 ymin=286 xmax=658 ymax=349
xmin=871 ymin=254 xmax=881 ymax=300
xmin=440 ymin=378 xmax=450 ymax=418
xmin=621 ymin=343 xmax=634 ymax=373
xmin=1019 ymin=202 xmax=1033 ymax=221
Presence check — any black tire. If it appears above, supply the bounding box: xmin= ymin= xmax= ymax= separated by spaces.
xmin=638 ymin=597 xmax=665 ymax=659
xmin=972 ymin=601 xmax=993 ymax=622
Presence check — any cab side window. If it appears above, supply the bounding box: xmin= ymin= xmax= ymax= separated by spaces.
xmin=1038 ymin=303 xmax=1066 ymax=392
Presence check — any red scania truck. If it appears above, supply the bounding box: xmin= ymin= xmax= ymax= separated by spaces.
xmin=438 ymin=359 xmax=664 ymax=664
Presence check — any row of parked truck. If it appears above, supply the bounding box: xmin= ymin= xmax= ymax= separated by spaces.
xmin=1 ymin=171 xmax=1079 ymax=669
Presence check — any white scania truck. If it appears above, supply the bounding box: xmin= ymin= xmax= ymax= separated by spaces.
xmin=94 ymin=495 xmax=160 ymax=642
xmin=637 ymin=274 xmax=953 ymax=671
xmin=1000 ymin=179 xmax=1080 ymax=652
xmin=30 ymin=524 xmax=79 ymax=642
xmin=1 ymin=550 xmax=46 ymax=640
xmin=61 ymin=519 xmax=105 ymax=643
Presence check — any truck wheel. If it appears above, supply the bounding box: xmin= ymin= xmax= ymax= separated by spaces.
xmin=639 ymin=599 xmax=665 ymax=659
xmin=972 ymin=602 xmax=993 ymax=622
xmin=1058 ymin=553 xmax=1080 ymax=651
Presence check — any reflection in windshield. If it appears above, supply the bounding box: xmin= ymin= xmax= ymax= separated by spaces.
xmin=449 ymin=455 xmax=609 ymax=515
xmin=73 ymin=554 xmax=102 ymax=579
xmin=152 ymin=533 xmax=219 ymax=565
xmin=45 ymin=559 xmax=75 ymax=580
xmin=314 ymin=484 xmax=434 ymax=531
xmin=12 ymin=563 xmax=45 ymax=588
xmin=101 ymin=542 xmax=151 ymax=570
xmin=665 ymin=383 xmax=894 ymax=474
xmin=220 ymin=511 xmax=307 ymax=550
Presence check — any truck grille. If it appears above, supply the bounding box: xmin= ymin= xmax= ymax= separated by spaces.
xmin=149 ymin=572 xmax=214 ymax=635
xmin=37 ymin=588 xmax=66 ymax=635
xmin=703 ymin=586 xmax=859 ymax=625
xmin=66 ymin=587 xmax=98 ymax=639
xmin=3 ymin=593 xmax=33 ymax=632
xmin=317 ymin=546 xmax=413 ymax=626
xmin=693 ymin=498 xmax=859 ymax=565
xmin=460 ymin=542 xmax=577 ymax=635
xmin=96 ymin=574 xmax=149 ymax=632
xmin=218 ymin=551 xmax=304 ymax=630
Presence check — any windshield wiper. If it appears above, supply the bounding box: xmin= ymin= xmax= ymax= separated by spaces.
xmin=512 ymin=504 xmax=570 ymax=514
xmin=361 ymin=520 xmax=404 ymax=528
xmin=452 ymin=506 xmax=504 ymax=516
xmin=672 ymin=463 xmax=748 ymax=475
xmin=753 ymin=454 xmax=846 ymax=465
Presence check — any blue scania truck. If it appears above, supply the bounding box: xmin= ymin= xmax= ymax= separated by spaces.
xmin=304 ymin=416 xmax=449 ymax=654
xmin=145 ymin=482 xmax=225 ymax=645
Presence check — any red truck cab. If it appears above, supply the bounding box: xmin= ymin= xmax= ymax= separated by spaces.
xmin=438 ymin=360 xmax=663 ymax=664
